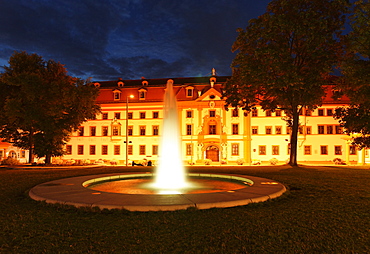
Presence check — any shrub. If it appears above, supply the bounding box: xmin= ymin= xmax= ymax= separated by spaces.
xmin=1 ymin=157 xmax=20 ymax=165
xmin=236 ymin=158 xmax=244 ymax=165
xmin=204 ymin=159 xmax=212 ymax=165
xmin=269 ymin=158 xmax=278 ymax=165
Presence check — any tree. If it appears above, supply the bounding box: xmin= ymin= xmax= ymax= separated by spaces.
xmin=0 ymin=51 xmax=100 ymax=164
xmin=223 ymin=0 xmax=348 ymax=166
xmin=334 ymin=0 xmax=370 ymax=148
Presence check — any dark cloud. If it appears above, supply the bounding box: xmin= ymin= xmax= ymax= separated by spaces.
xmin=0 ymin=0 xmax=270 ymax=81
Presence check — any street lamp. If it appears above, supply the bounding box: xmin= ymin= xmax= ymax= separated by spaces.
xmin=126 ymin=95 xmax=134 ymax=166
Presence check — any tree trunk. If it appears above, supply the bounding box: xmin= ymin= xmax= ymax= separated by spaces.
xmin=28 ymin=129 xmax=34 ymax=164
xmin=289 ymin=110 xmax=299 ymax=166
xmin=45 ymin=154 xmax=51 ymax=165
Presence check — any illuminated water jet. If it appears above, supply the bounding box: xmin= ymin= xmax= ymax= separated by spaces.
xmin=153 ymin=79 xmax=188 ymax=192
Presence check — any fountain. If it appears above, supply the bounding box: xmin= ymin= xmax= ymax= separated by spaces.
xmin=28 ymin=79 xmax=286 ymax=211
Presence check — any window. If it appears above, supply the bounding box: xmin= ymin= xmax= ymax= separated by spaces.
xmin=320 ymin=145 xmax=328 ymax=155
xmin=140 ymin=126 xmax=146 ymax=136
xmin=286 ymin=127 xmax=292 ymax=135
xmin=318 ymin=109 xmax=324 ymax=116
xmin=102 ymin=145 xmax=108 ymax=155
xmin=128 ymin=126 xmax=133 ymax=136
xmin=232 ymin=144 xmax=239 ymax=156
xmin=102 ymin=126 xmax=108 ymax=136
xmin=305 ymin=110 xmax=312 ymax=116
xmin=252 ymin=126 xmax=258 ymax=135
xmin=153 ymin=125 xmax=159 ymax=136
xmin=78 ymin=145 xmax=84 ymax=155
xmin=113 ymin=91 xmax=121 ymax=100
xmin=128 ymin=145 xmax=133 ymax=155
xmin=153 ymin=111 xmax=159 ymax=119
xmin=232 ymin=124 xmax=239 ymax=135
xmin=265 ymin=110 xmax=272 ymax=117
xmin=275 ymin=110 xmax=281 ymax=117
xmin=275 ymin=126 xmax=282 ymax=135
xmin=78 ymin=126 xmax=84 ymax=136
xmin=252 ymin=109 xmax=258 ymax=117
xmin=306 ymin=126 xmax=312 ymax=135
xmin=139 ymin=145 xmax=146 ymax=155
xmin=209 ymin=124 xmax=217 ymax=134
xmin=102 ymin=113 xmax=108 ymax=120
xmin=66 ymin=145 xmax=72 ymax=155
xmin=139 ymin=90 xmax=146 ymax=99
xmin=112 ymin=126 xmax=120 ymax=136
xmin=265 ymin=126 xmax=272 ymax=135
xmin=209 ymin=110 xmax=216 ymax=117
xmin=114 ymin=145 xmax=120 ymax=155
xmin=335 ymin=125 xmax=343 ymax=134
xmin=152 ymin=145 xmax=158 ymax=155
xmin=90 ymin=126 xmax=96 ymax=136
xmin=232 ymin=108 xmax=239 ymax=117
xmin=186 ymin=144 xmax=193 ymax=156
xmin=114 ymin=112 xmax=121 ymax=119
xmin=335 ymin=146 xmax=342 ymax=155
xmin=318 ymin=125 xmax=325 ymax=134
xmin=259 ymin=145 xmax=266 ymax=155
xmin=140 ymin=112 xmax=146 ymax=119
xmin=186 ymin=110 xmax=193 ymax=118
xmin=128 ymin=112 xmax=133 ymax=119
xmin=327 ymin=125 xmax=333 ymax=134
xmin=272 ymin=145 xmax=279 ymax=155
xmin=349 ymin=145 xmax=357 ymax=155
xmin=90 ymin=145 xmax=96 ymax=155
xmin=186 ymin=124 xmax=192 ymax=135
xmin=186 ymin=88 xmax=194 ymax=97
xmin=327 ymin=109 xmax=333 ymax=116
xmin=299 ymin=126 xmax=304 ymax=135
xmin=304 ymin=145 xmax=311 ymax=155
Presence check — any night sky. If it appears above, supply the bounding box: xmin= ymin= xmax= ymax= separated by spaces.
xmin=0 ymin=0 xmax=271 ymax=81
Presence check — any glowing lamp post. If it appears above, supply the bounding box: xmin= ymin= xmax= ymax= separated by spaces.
xmin=126 ymin=95 xmax=134 ymax=166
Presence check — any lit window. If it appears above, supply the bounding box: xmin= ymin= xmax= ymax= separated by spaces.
xmin=209 ymin=124 xmax=217 ymax=134
xmin=232 ymin=124 xmax=239 ymax=135
xmin=266 ymin=126 xmax=272 ymax=135
xmin=66 ymin=145 xmax=72 ymax=155
xmin=252 ymin=126 xmax=258 ymax=135
xmin=78 ymin=145 xmax=84 ymax=155
xmin=138 ymin=89 xmax=147 ymax=100
xmin=275 ymin=126 xmax=282 ymax=135
xmin=186 ymin=124 xmax=192 ymax=135
xmin=102 ymin=126 xmax=108 ymax=136
xmin=139 ymin=145 xmax=146 ymax=155
xmin=102 ymin=145 xmax=108 ymax=155
xmin=140 ymin=126 xmax=146 ymax=136
xmin=152 ymin=145 xmax=158 ymax=155
xmin=320 ymin=145 xmax=328 ymax=155
xmin=90 ymin=126 xmax=96 ymax=136
xmin=113 ymin=91 xmax=121 ymax=100
xmin=128 ymin=126 xmax=133 ymax=136
xmin=186 ymin=144 xmax=193 ymax=156
xmin=335 ymin=146 xmax=342 ymax=155
xmin=232 ymin=144 xmax=239 ymax=156
xmin=304 ymin=145 xmax=311 ymax=155
xmin=112 ymin=126 xmax=120 ymax=136
xmin=114 ymin=145 xmax=120 ymax=155
xmin=90 ymin=145 xmax=96 ymax=155
xmin=153 ymin=126 xmax=159 ymax=136
xmin=259 ymin=145 xmax=266 ymax=155
xmin=272 ymin=145 xmax=279 ymax=155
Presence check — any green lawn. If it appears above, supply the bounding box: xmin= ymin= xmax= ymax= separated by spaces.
xmin=0 ymin=165 xmax=369 ymax=253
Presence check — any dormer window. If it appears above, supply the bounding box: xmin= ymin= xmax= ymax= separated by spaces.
xmin=113 ymin=89 xmax=121 ymax=100
xmin=186 ymin=86 xmax=194 ymax=97
xmin=138 ymin=88 xmax=147 ymax=100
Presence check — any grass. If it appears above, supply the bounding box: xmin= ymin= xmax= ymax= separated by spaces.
xmin=0 ymin=165 xmax=369 ymax=253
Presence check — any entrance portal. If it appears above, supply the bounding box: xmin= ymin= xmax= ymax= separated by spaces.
xmin=206 ymin=145 xmax=219 ymax=162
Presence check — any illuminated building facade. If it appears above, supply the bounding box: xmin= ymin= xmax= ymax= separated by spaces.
xmin=61 ymin=73 xmax=366 ymax=165
xmin=0 ymin=139 xmax=29 ymax=163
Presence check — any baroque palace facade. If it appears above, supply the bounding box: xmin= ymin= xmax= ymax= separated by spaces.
xmin=60 ymin=72 xmax=367 ymax=165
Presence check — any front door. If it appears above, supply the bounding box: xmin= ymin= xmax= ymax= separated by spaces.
xmin=206 ymin=145 xmax=219 ymax=162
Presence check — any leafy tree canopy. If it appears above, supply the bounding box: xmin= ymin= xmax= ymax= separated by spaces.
xmin=0 ymin=51 xmax=100 ymax=163
xmin=223 ymin=0 xmax=348 ymax=165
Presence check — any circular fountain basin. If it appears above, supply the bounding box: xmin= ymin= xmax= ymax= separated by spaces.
xmin=29 ymin=173 xmax=286 ymax=212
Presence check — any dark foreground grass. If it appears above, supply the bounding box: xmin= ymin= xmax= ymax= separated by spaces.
xmin=0 ymin=165 xmax=369 ymax=253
